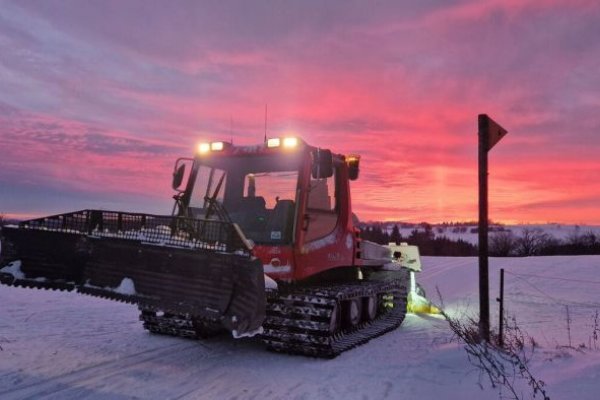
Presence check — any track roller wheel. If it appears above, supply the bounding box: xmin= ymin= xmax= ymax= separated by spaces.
xmin=362 ymin=295 xmax=378 ymax=321
xmin=343 ymin=298 xmax=363 ymax=327
xmin=193 ymin=319 xmax=223 ymax=338
xmin=329 ymin=303 xmax=341 ymax=332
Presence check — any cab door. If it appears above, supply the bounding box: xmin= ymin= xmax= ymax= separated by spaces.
xmin=294 ymin=161 xmax=354 ymax=280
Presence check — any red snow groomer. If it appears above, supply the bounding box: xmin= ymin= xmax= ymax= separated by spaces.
xmin=0 ymin=137 xmax=417 ymax=357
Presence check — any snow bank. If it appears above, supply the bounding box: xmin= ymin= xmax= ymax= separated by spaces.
xmin=84 ymin=277 xmax=137 ymax=296
xmin=232 ymin=326 xmax=264 ymax=339
xmin=264 ymin=274 xmax=278 ymax=290
xmin=90 ymin=226 xmax=228 ymax=251
xmin=0 ymin=260 xmax=25 ymax=279
xmin=112 ymin=278 xmax=137 ymax=296
xmin=20 ymin=224 xmax=229 ymax=252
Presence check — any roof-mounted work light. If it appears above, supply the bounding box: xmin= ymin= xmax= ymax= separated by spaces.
xmin=197 ymin=141 xmax=230 ymax=155
xmin=198 ymin=142 xmax=210 ymax=154
xmin=267 ymin=136 xmax=300 ymax=149
xmin=282 ymin=137 xmax=298 ymax=148
xmin=211 ymin=141 xmax=225 ymax=151
xmin=267 ymin=138 xmax=281 ymax=148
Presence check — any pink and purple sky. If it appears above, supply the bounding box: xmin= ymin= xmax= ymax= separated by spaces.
xmin=1 ymin=0 xmax=599 ymax=224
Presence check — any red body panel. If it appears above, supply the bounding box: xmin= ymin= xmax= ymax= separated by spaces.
xmin=252 ymin=146 xmax=360 ymax=281
xmin=189 ymin=138 xmax=381 ymax=283
xmin=253 ymin=245 xmax=295 ymax=279
xmin=290 ymin=154 xmax=356 ymax=281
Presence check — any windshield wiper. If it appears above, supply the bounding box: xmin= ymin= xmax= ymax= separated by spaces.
xmin=203 ymin=172 xmax=231 ymax=223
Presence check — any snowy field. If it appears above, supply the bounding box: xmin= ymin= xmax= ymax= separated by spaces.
xmin=1 ymin=256 xmax=600 ymax=400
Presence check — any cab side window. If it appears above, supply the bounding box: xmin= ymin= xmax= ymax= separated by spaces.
xmin=305 ymin=168 xmax=338 ymax=242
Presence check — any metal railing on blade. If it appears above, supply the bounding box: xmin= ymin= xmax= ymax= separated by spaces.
xmin=18 ymin=210 xmax=250 ymax=254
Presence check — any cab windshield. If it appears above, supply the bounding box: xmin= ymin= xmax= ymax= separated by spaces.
xmin=189 ymin=153 xmax=301 ymax=245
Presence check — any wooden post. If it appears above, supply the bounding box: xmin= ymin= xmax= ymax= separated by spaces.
xmin=478 ymin=114 xmax=491 ymax=342
xmin=497 ymin=268 xmax=505 ymax=347
xmin=478 ymin=114 xmax=508 ymax=343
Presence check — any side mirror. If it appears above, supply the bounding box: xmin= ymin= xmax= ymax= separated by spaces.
xmin=172 ymin=164 xmax=186 ymax=190
xmin=311 ymin=148 xmax=333 ymax=179
xmin=347 ymin=155 xmax=360 ymax=180
xmin=172 ymin=158 xmax=193 ymax=191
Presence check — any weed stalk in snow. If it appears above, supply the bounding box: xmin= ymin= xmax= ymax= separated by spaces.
xmin=565 ymin=305 xmax=572 ymax=348
xmin=436 ymin=288 xmax=549 ymax=400
xmin=589 ymin=310 xmax=599 ymax=350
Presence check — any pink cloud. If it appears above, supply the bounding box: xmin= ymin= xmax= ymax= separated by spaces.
xmin=1 ymin=1 xmax=599 ymax=224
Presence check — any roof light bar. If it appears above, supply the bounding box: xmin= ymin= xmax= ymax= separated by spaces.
xmin=282 ymin=137 xmax=298 ymax=148
xmin=211 ymin=141 xmax=225 ymax=151
xmin=197 ymin=141 xmax=230 ymax=155
xmin=267 ymin=138 xmax=281 ymax=148
xmin=267 ymin=136 xmax=300 ymax=149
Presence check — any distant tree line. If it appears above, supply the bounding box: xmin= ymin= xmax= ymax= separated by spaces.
xmin=359 ymin=223 xmax=600 ymax=257
xmin=359 ymin=223 xmax=477 ymax=256
xmin=489 ymin=227 xmax=600 ymax=256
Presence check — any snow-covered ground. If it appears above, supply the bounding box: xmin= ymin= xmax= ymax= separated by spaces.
xmin=1 ymin=256 xmax=599 ymax=399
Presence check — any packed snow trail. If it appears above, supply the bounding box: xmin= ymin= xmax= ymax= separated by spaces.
xmin=1 ymin=256 xmax=599 ymax=399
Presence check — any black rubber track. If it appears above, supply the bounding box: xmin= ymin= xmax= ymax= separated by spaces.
xmin=139 ymin=307 xmax=224 ymax=339
xmin=261 ymin=276 xmax=409 ymax=358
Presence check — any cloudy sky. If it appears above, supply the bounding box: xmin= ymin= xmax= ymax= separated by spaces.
xmin=1 ymin=0 xmax=599 ymax=223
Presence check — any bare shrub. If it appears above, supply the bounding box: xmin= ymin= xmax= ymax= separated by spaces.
xmin=437 ymin=290 xmax=550 ymax=399
xmin=490 ymin=231 xmax=517 ymax=257
xmin=568 ymin=230 xmax=598 ymax=247
xmin=515 ymin=228 xmax=551 ymax=256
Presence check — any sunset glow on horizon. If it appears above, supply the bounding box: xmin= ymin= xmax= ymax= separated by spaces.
xmin=1 ymin=0 xmax=599 ymax=224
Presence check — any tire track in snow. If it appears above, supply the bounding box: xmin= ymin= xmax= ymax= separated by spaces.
xmin=419 ymin=258 xmax=474 ymax=282
xmin=419 ymin=258 xmax=467 ymax=279
xmin=416 ymin=259 xmax=473 ymax=289
xmin=0 ymin=341 xmax=208 ymax=400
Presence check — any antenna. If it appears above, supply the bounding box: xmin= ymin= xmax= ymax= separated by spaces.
xmin=264 ymin=104 xmax=268 ymax=143
xmin=230 ymin=116 xmax=233 ymax=144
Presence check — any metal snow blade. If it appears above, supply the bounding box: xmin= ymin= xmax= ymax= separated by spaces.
xmin=0 ymin=210 xmax=266 ymax=336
